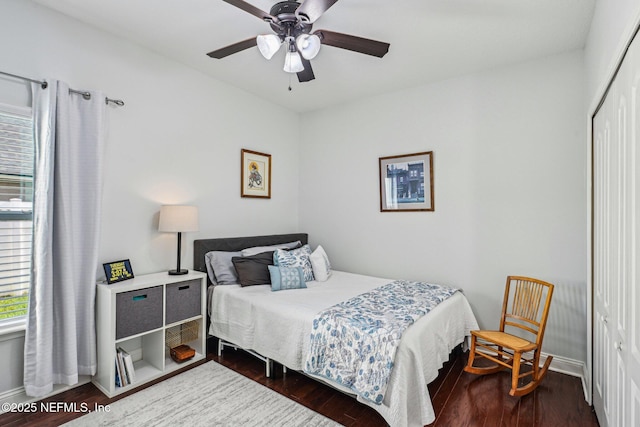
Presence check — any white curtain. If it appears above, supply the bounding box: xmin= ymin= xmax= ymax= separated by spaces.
xmin=23 ymin=80 xmax=106 ymax=397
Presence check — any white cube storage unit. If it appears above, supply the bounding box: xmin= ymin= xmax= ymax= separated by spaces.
xmin=94 ymin=271 xmax=207 ymax=397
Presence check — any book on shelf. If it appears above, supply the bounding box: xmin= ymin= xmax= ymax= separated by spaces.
xmin=115 ymin=358 xmax=122 ymax=387
xmin=118 ymin=347 xmax=136 ymax=384
xmin=116 ymin=350 xmax=127 ymax=386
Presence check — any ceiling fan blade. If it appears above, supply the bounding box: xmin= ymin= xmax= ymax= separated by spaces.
xmin=296 ymin=0 xmax=339 ymax=23
xmin=297 ymin=58 xmax=315 ymax=82
xmin=314 ymin=30 xmax=390 ymax=58
xmin=223 ymin=0 xmax=277 ymax=22
xmin=207 ymin=37 xmax=257 ymax=59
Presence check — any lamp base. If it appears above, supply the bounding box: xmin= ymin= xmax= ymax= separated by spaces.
xmin=168 ymin=269 xmax=189 ymax=275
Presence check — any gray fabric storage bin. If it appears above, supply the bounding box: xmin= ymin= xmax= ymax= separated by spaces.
xmin=115 ymin=285 xmax=163 ymax=339
xmin=165 ymin=279 xmax=201 ymax=324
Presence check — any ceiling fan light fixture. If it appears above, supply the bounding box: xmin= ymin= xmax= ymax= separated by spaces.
xmin=283 ymin=51 xmax=304 ymax=73
xmin=296 ymin=34 xmax=321 ymax=60
xmin=256 ymin=34 xmax=281 ymax=60
xmin=208 ymin=0 xmax=391 ymax=84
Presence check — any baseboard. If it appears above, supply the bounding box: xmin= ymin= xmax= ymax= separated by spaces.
xmin=0 ymin=386 xmax=28 ymax=408
xmin=0 ymin=376 xmax=91 ymax=414
xmin=582 ymin=362 xmax=591 ymax=405
xmin=541 ymin=352 xmax=588 ymax=401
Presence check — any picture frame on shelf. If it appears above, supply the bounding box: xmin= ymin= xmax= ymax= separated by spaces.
xmin=379 ymin=151 xmax=434 ymax=212
xmin=103 ymin=259 xmax=134 ymax=284
xmin=241 ymin=149 xmax=271 ymax=199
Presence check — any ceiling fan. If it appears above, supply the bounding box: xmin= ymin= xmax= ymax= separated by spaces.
xmin=207 ymin=0 xmax=390 ymax=83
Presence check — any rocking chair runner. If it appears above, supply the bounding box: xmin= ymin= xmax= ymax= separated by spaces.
xmin=464 ymin=276 xmax=554 ymax=396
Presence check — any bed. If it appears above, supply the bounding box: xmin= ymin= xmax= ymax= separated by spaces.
xmin=194 ymin=233 xmax=478 ymax=427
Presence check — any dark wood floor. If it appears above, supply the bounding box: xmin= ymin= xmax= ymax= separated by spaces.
xmin=0 ymin=345 xmax=600 ymax=427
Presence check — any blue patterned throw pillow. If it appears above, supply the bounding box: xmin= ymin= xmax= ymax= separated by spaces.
xmin=273 ymin=244 xmax=314 ymax=282
xmin=269 ymin=266 xmax=307 ymax=291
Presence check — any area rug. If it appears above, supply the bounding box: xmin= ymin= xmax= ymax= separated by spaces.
xmin=64 ymin=361 xmax=341 ymax=426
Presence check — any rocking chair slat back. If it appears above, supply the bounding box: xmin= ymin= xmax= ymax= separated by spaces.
xmin=501 ymin=276 xmax=554 ymax=345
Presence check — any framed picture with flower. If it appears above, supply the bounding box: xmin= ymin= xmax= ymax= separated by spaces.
xmin=379 ymin=151 xmax=434 ymax=212
xmin=241 ymin=149 xmax=271 ymax=198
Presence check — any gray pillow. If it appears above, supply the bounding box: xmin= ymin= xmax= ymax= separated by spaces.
xmin=231 ymin=251 xmax=274 ymax=287
xmin=205 ymin=251 xmax=241 ymax=285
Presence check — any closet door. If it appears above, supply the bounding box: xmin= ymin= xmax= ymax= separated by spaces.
xmin=593 ymin=81 xmax=613 ymax=427
xmin=626 ymin=41 xmax=640 ymax=427
xmin=592 ymin=30 xmax=640 ymax=427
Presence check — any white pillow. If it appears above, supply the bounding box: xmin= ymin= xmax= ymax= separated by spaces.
xmin=240 ymin=240 xmax=301 ymax=257
xmin=309 ymin=245 xmax=332 ymax=282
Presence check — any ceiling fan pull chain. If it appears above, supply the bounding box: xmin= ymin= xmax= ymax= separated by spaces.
xmin=288 ymin=73 xmax=293 ymax=91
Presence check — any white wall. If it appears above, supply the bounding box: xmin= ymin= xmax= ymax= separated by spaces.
xmin=585 ymin=0 xmax=640 ymax=108
xmin=0 ymin=0 xmax=300 ymax=397
xmin=0 ymin=0 xmax=301 ymax=276
xmin=299 ymin=51 xmax=587 ymax=362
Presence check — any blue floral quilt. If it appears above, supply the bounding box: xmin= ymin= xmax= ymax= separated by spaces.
xmin=304 ymin=280 xmax=458 ymax=405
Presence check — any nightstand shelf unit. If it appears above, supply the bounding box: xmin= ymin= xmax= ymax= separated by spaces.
xmin=94 ymin=271 xmax=206 ymax=397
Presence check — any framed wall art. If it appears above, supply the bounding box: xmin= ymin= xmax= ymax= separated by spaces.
xmin=379 ymin=151 xmax=434 ymax=212
xmin=241 ymin=149 xmax=271 ymax=198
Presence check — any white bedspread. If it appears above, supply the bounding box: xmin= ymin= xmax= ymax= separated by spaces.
xmin=209 ymin=271 xmax=478 ymax=427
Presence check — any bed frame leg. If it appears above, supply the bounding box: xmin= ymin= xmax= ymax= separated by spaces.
xmin=217 ymin=338 xmax=276 ymax=378
xmin=266 ymin=358 xmax=273 ymax=378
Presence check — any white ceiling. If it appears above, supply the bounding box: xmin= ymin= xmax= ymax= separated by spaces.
xmin=34 ymin=0 xmax=596 ymax=113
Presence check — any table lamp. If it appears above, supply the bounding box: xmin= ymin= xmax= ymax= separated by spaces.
xmin=158 ymin=205 xmax=199 ymax=275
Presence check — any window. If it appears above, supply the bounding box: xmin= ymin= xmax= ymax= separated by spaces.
xmin=0 ymin=103 xmax=33 ymax=324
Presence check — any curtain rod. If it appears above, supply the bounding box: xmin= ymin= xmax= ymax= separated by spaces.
xmin=0 ymin=70 xmax=125 ymax=107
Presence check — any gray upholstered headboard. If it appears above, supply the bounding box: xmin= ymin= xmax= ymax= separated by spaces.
xmin=193 ymin=233 xmax=308 ymax=285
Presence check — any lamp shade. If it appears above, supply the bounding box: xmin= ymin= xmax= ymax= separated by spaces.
xmin=158 ymin=205 xmax=199 ymax=233
xmin=257 ymin=34 xmax=282 ymax=60
xmin=296 ymin=34 xmax=321 ymax=60
xmin=283 ymin=51 xmax=304 ymax=73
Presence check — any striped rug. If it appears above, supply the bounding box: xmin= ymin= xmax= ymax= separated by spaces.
xmin=64 ymin=361 xmax=340 ymax=426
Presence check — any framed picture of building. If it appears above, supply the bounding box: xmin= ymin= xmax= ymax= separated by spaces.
xmin=379 ymin=151 xmax=434 ymax=212
xmin=241 ymin=149 xmax=271 ymax=198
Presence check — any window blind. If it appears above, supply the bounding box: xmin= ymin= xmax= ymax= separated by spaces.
xmin=0 ymin=105 xmax=33 ymax=322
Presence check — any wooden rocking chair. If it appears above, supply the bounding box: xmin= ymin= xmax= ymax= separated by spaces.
xmin=464 ymin=276 xmax=554 ymax=396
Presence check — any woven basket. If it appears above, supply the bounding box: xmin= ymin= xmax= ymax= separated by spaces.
xmin=165 ymin=320 xmax=199 ymax=349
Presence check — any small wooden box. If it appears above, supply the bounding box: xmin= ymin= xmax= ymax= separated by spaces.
xmin=170 ymin=345 xmax=195 ymax=363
